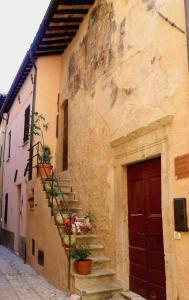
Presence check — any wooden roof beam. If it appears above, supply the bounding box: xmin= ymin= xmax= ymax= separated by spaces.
xmin=57 ymin=0 xmax=95 ymax=5
xmin=55 ymin=8 xmax=88 ymax=14
xmin=47 ymin=25 xmax=79 ymax=30
xmin=36 ymin=50 xmax=64 ymax=57
xmin=50 ymin=17 xmax=83 ymax=23
xmin=38 ymin=45 xmax=67 ymax=51
xmin=44 ymin=32 xmax=76 ymax=38
xmin=41 ymin=38 xmax=72 ymax=45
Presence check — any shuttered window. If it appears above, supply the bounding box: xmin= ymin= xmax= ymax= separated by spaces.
xmin=23 ymin=105 xmax=30 ymax=143
xmin=8 ymin=131 xmax=11 ymax=159
xmin=4 ymin=193 xmax=8 ymax=224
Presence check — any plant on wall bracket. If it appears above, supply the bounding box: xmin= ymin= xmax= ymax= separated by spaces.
xmin=30 ymin=112 xmax=52 ymax=178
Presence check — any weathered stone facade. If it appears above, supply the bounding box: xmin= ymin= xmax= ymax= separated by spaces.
xmin=54 ymin=0 xmax=189 ymax=299
xmin=7 ymin=0 xmax=189 ymax=299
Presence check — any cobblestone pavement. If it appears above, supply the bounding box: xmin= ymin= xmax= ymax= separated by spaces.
xmin=0 ymin=246 xmax=71 ymax=300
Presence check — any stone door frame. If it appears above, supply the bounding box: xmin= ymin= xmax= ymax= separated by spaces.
xmin=111 ymin=115 xmax=176 ymax=300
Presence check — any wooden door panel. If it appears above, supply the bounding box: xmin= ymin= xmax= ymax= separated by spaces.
xmin=129 ymin=231 xmax=146 ymax=248
xmin=130 ymin=262 xmax=147 ymax=280
xmin=148 ymin=268 xmax=166 ymax=287
xmin=148 ymin=284 xmax=166 ymax=300
xmin=130 ymin=276 xmax=148 ymax=298
xmin=129 ymin=248 xmax=147 ymax=266
xmin=147 ymin=218 xmax=163 ymax=234
xmin=147 ymin=174 xmax=161 ymax=214
xmin=129 ymin=178 xmax=145 ymax=214
xmin=127 ymin=157 xmax=166 ymax=299
xmin=147 ymin=251 xmax=165 ymax=270
xmin=147 ymin=235 xmax=164 ymax=251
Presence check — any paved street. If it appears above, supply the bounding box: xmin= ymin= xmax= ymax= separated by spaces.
xmin=0 ymin=246 xmax=70 ymax=300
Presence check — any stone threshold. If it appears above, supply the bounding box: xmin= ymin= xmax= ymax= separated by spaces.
xmin=121 ymin=291 xmax=146 ymax=300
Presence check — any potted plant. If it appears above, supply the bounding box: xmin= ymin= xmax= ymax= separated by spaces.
xmin=70 ymin=245 xmax=92 ymax=275
xmin=47 ymin=187 xmax=61 ymax=197
xmin=31 ymin=112 xmax=53 ymax=178
xmin=63 ymin=216 xmax=76 ymax=247
xmin=37 ymin=145 xmax=53 ymax=178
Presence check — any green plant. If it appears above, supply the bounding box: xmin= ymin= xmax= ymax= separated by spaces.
xmin=84 ymin=212 xmax=93 ymax=222
xmin=39 ymin=145 xmax=52 ymax=164
xmin=31 ymin=112 xmax=49 ymax=147
xmin=30 ymin=112 xmax=52 ymax=165
xmin=70 ymin=245 xmax=91 ymax=261
xmin=47 ymin=187 xmax=60 ymax=197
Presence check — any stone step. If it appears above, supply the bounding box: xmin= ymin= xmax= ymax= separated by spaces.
xmin=86 ymin=245 xmax=104 ymax=256
xmin=43 ymin=182 xmax=72 ymax=193
xmin=89 ymin=256 xmax=110 ymax=270
xmin=121 ymin=291 xmax=146 ymax=300
xmin=89 ymin=256 xmax=110 ymax=264
xmin=76 ymin=234 xmax=97 ymax=240
xmin=62 ymin=192 xmax=75 ymax=201
xmin=70 ymin=207 xmax=83 ymax=212
xmin=43 ymin=177 xmax=72 ymax=185
xmin=88 ymin=245 xmax=104 ymax=251
xmin=56 ymin=178 xmax=72 ymax=185
xmin=73 ymin=268 xmax=115 ymax=279
xmin=73 ymin=269 xmax=116 ymax=289
xmin=71 ymin=257 xmax=109 ymax=273
xmin=77 ymin=282 xmax=122 ymax=300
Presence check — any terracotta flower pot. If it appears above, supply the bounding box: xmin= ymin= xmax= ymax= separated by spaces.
xmin=75 ymin=259 xmax=92 ymax=275
xmin=37 ymin=163 xmax=53 ymax=178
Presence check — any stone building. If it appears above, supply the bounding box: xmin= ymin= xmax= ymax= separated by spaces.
xmin=1 ymin=0 xmax=189 ymax=299
xmin=0 ymin=93 xmax=7 ymax=237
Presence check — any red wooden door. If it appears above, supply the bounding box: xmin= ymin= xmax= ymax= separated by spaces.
xmin=127 ymin=157 xmax=166 ymax=300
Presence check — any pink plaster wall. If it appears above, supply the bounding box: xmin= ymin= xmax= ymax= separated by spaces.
xmin=2 ymin=69 xmax=34 ymax=251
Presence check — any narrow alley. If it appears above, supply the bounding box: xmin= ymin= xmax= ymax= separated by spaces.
xmin=0 ymin=246 xmax=70 ymax=300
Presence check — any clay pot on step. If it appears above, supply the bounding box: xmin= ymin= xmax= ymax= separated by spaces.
xmin=75 ymin=259 xmax=92 ymax=275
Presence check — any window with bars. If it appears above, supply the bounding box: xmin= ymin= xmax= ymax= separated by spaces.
xmin=8 ymin=131 xmax=11 ymax=159
xmin=63 ymin=100 xmax=68 ymax=171
xmin=23 ymin=105 xmax=30 ymax=143
xmin=4 ymin=193 xmax=8 ymax=224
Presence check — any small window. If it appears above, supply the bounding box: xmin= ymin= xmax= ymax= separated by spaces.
xmin=63 ymin=101 xmax=68 ymax=171
xmin=8 ymin=131 xmax=11 ymax=159
xmin=4 ymin=193 xmax=8 ymax=224
xmin=32 ymin=239 xmax=35 ymax=256
xmin=38 ymin=250 xmax=44 ymax=266
xmin=14 ymin=170 xmax=18 ymax=182
xmin=23 ymin=105 xmax=30 ymax=143
xmin=56 ymin=114 xmax=59 ymax=138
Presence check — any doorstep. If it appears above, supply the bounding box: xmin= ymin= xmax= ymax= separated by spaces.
xmin=121 ymin=291 xmax=146 ymax=300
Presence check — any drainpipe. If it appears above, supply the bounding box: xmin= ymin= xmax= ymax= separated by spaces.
xmin=28 ymin=52 xmax=37 ymax=181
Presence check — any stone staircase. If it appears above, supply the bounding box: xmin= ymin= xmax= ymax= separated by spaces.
xmin=43 ymin=176 xmax=123 ymax=300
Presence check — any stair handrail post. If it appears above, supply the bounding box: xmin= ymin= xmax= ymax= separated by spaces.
xmin=68 ymin=216 xmax=72 ymax=290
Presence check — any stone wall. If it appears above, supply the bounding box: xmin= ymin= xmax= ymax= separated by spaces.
xmin=54 ymin=0 xmax=189 ymax=299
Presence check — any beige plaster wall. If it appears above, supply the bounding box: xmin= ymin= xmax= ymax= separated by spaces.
xmin=26 ymin=178 xmax=69 ymax=292
xmin=52 ymin=0 xmax=189 ymax=299
xmin=34 ymin=55 xmax=62 ymax=170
